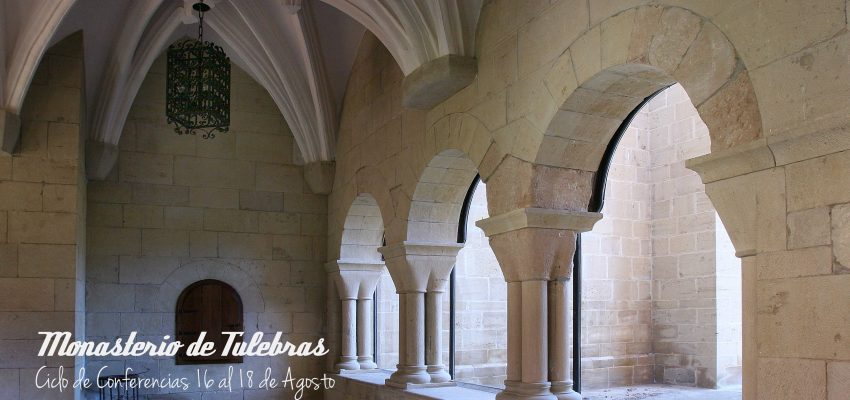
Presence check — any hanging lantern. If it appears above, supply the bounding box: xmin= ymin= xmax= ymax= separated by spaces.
xmin=166 ymin=1 xmax=230 ymax=139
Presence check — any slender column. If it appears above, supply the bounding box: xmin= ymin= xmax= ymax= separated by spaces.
xmin=397 ymin=292 xmax=408 ymax=372
xmin=336 ymin=298 xmax=360 ymax=371
xmin=329 ymin=260 xmax=385 ymax=372
xmin=477 ymin=207 xmax=601 ymax=400
xmin=325 ymin=275 xmax=341 ymax=372
xmin=549 ymin=280 xmax=580 ymax=400
xmin=425 ymin=290 xmax=450 ymax=382
xmin=357 ymin=297 xmax=377 ymax=369
xmin=520 ymin=280 xmax=554 ymax=398
xmin=355 ymin=264 xmax=383 ymax=370
xmin=505 ymin=281 xmax=522 ymax=382
xmin=380 ymin=241 xmax=462 ymax=388
xmin=741 ymin=255 xmax=757 ymax=400
xmin=388 ymin=291 xmax=430 ymax=385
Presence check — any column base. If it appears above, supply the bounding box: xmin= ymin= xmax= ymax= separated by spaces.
xmin=357 ymin=356 xmax=378 ymax=370
xmin=335 ymin=356 xmax=361 ymax=372
xmin=426 ymin=364 xmax=452 ymax=383
xmin=385 ymin=365 xmax=432 ymax=387
xmin=550 ymin=381 xmax=582 ymax=400
xmin=497 ymin=381 xmax=557 ymax=400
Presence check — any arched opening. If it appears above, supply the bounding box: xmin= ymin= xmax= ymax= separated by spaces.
xmin=576 ymin=84 xmax=742 ymax=399
xmin=175 ymin=279 xmax=244 ymax=365
xmin=449 ymin=176 xmax=509 ymax=389
xmin=337 ymin=193 xmax=392 ymax=370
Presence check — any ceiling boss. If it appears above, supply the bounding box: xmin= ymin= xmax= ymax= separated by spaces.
xmin=166 ymin=0 xmax=231 ymax=139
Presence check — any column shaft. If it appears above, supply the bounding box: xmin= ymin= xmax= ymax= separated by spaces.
xmin=506 ymin=281 xmax=523 ymax=382
xmin=522 ymin=280 xmax=548 ymax=384
xmin=548 ymin=280 xmax=580 ymax=400
xmin=387 ymin=291 xmax=430 ymax=386
xmin=336 ymin=298 xmax=360 ymax=370
xmin=357 ymin=298 xmax=377 ymax=369
xmin=426 ymin=290 xmax=450 ymax=382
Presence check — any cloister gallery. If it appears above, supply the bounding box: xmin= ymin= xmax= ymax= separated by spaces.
xmin=0 ymin=1 xmax=847 ymax=399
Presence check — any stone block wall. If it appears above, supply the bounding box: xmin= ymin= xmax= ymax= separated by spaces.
xmin=580 ymin=84 xmax=742 ymax=390
xmin=580 ymin=109 xmax=654 ymax=389
xmin=376 ymin=273 xmax=399 ymax=370
xmin=324 ymin=1 xmax=850 ymax=398
xmin=647 ymin=86 xmax=731 ymax=388
xmin=0 ymin=34 xmax=86 ymax=400
xmin=84 ymin=54 xmax=327 ymax=399
xmin=451 ymin=182 xmax=507 ymax=388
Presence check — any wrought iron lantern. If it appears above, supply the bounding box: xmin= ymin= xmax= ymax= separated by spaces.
xmin=166 ymin=1 xmax=230 ymax=139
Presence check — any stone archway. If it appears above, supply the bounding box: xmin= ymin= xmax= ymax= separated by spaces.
xmin=535 ymin=6 xmax=762 ymax=173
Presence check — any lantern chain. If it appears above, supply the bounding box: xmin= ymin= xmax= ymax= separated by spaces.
xmin=197 ymin=2 xmax=204 ymax=41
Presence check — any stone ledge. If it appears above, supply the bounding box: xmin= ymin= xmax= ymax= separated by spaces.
xmin=686 ymin=139 xmax=776 ymax=184
xmin=766 ymin=119 xmax=850 ymax=166
xmin=402 ymin=55 xmax=477 ymax=110
xmin=475 ymin=208 xmax=602 ymax=237
xmin=326 ymin=371 xmax=497 ymax=400
xmin=326 ymin=259 xmax=386 ymax=273
xmin=688 ymin=122 xmax=850 ymax=184
xmin=378 ymin=241 xmax=464 ymax=260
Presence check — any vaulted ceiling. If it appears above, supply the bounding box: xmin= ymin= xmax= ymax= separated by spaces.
xmin=0 ymin=0 xmax=482 ymax=176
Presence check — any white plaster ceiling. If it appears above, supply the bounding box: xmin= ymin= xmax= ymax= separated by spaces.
xmin=0 ymin=0 xmax=482 ymax=164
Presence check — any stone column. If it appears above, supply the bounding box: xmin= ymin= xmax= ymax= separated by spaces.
xmin=338 ymin=297 xmax=360 ymax=371
xmin=741 ymin=254 xmax=757 ymax=400
xmin=327 ymin=260 xmax=386 ymax=372
xmin=380 ymin=242 xmax=462 ymax=388
xmin=426 ymin=287 xmax=450 ymax=382
xmin=477 ymin=208 xmax=601 ymax=400
xmin=355 ymin=263 xmax=383 ymax=370
xmin=548 ymin=280 xmax=581 ymax=400
xmin=325 ymin=275 xmax=341 ymax=372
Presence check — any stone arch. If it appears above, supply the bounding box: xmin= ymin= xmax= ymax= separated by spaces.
xmin=535 ymin=5 xmax=762 ymax=171
xmin=405 ymin=113 xmax=491 ymax=244
xmin=339 ymin=193 xmax=385 ymax=261
xmin=4 ymin=0 xmax=77 ymax=113
xmin=407 ymin=148 xmax=479 ymax=243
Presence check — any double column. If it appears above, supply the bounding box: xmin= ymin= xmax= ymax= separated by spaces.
xmin=477 ymin=208 xmax=601 ymax=400
xmin=327 ymin=260 xmax=385 ymax=372
xmin=379 ymin=241 xmax=462 ymax=388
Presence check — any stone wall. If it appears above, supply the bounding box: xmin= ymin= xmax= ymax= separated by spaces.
xmin=376 ymin=272 xmax=399 ymax=370
xmin=0 ymin=34 xmax=86 ymax=400
xmin=452 ymin=181 xmax=507 ymax=387
xmin=580 ymin=107 xmax=654 ymax=389
xmin=84 ymin=53 xmax=327 ymax=399
xmin=647 ymin=86 xmax=724 ymax=388
xmin=579 ymin=84 xmax=742 ymax=390
xmin=323 ymin=1 xmax=850 ymax=398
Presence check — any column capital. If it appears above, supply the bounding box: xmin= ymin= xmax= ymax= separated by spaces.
xmin=378 ymin=241 xmax=462 ymax=293
xmin=325 ymin=260 xmax=385 ymax=299
xmin=0 ymin=109 xmax=21 ymax=155
xmin=86 ymin=139 xmax=120 ymax=180
xmin=303 ymin=161 xmax=335 ymax=195
xmin=476 ymin=208 xmax=600 ymax=282
xmin=686 ymin=149 xmax=787 ymax=257
xmin=476 ymin=207 xmax=602 ymax=237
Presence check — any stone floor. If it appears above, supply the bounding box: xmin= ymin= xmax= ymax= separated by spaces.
xmin=581 ymin=385 xmax=743 ymax=400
